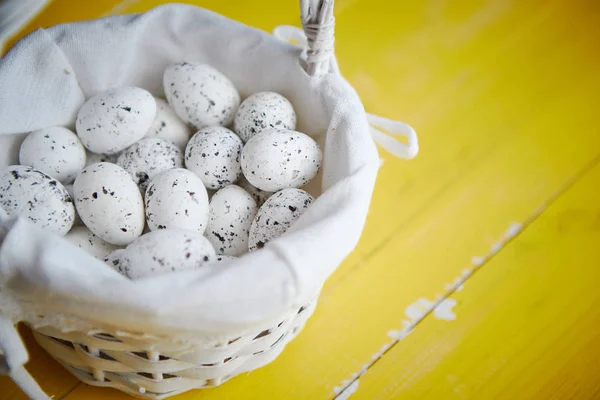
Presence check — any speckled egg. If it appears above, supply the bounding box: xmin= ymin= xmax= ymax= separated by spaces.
xmin=19 ymin=126 xmax=86 ymax=184
xmin=117 ymin=229 xmax=216 ymax=279
xmin=73 ymin=162 xmax=144 ymax=245
xmin=76 ymin=87 xmax=157 ymax=154
xmin=116 ymin=138 xmax=183 ymax=192
xmin=248 ymin=188 xmax=314 ymax=251
xmin=206 ymin=185 xmax=257 ymax=256
xmin=241 ymin=128 xmax=322 ymax=192
xmin=185 ymin=126 xmax=243 ymax=190
xmin=65 ymin=226 xmax=120 ymax=260
xmin=233 ymin=92 xmax=296 ymax=143
xmin=236 ymin=175 xmax=273 ymax=207
xmin=0 ymin=165 xmax=75 ymax=235
xmin=144 ymin=97 xmax=192 ymax=150
xmin=163 ymin=62 xmax=240 ymax=130
xmin=145 ymin=168 xmax=209 ymax=233
xmin=86 ymin=151 xmax=118 ymax=166
xmin=103 ymin=249 xmax=128 ymax=275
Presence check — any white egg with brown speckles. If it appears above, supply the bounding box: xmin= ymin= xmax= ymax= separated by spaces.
xmin=164 ymin=62 xmax=240 ymax=130
xmin=206 ymin=185 xmax=257 ymax=256
xmin=0 ymin=165 xmax=75 ymax=235
xmin=73 ymin=162 xmax=144 ymax=245
xmin=144 ymin=97 xmax=192 ymax=150
xmin=118 ymin=229 xmax=216 ymax=279
xmin=241 ymin=128 xmax=322 ymax=192
xmin=65 ymin=226 xmax=120 ymax=259
xmin=234 ymin=92 xmax=296 ymax=143
xmin=145 ymin=168 xmax=209 ymax=233
xmin=76 ymin=86 xmax=156 ymax=154
xmin=185 ymin=126 xmax=243 ymax=190
xmin=248 ymin=188 xmax=314 ymax=251
xmin=19 ymin=126 xmax=86 ymax=184
xmin=116 ymin=138 xmax=183 ymax=192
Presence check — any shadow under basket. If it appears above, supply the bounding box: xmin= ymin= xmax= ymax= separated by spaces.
xmin=31 ymin=300 xmax=316 ymax=399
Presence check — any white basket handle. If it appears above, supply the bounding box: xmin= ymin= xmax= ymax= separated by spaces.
xmin=273 ymin=15 xmax=419 ymax=160
xmin=299 ymin=0 xmax=336 ymax=76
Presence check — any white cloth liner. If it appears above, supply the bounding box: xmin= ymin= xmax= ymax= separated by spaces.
xmin=0 ymin=4 xmax=417 ymax=398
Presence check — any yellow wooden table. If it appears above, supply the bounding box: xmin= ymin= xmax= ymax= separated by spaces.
xmin=1 ymin=0 xmax=599 ymax=399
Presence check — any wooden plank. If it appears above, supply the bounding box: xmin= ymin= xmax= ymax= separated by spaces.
xmin=63 ymin=1 xmax=600 ymax=400
xmin=351 ymin=160 xmax=600 ymax=400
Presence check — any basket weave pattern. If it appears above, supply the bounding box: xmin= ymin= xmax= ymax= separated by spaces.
xmin=32 ymin=300 xmax=316 ymax=398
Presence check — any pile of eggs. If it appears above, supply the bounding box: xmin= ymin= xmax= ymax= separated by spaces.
xmin=0 ymin=62 xmax=322 ymax=279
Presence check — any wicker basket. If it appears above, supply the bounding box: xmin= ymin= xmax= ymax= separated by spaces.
xmin=16 ymin=1 xmax=335 ymax=399
xmin=30 ymin=300 xmax=317 ymax=398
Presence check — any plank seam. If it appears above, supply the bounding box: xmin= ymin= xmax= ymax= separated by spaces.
xmin=324 ymin=142 xmax=498 ymax=296
xmin=56 ymin=382 xmax=81 ymax=400
xmin=331 ymin=151 xmax=600 ymax=399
